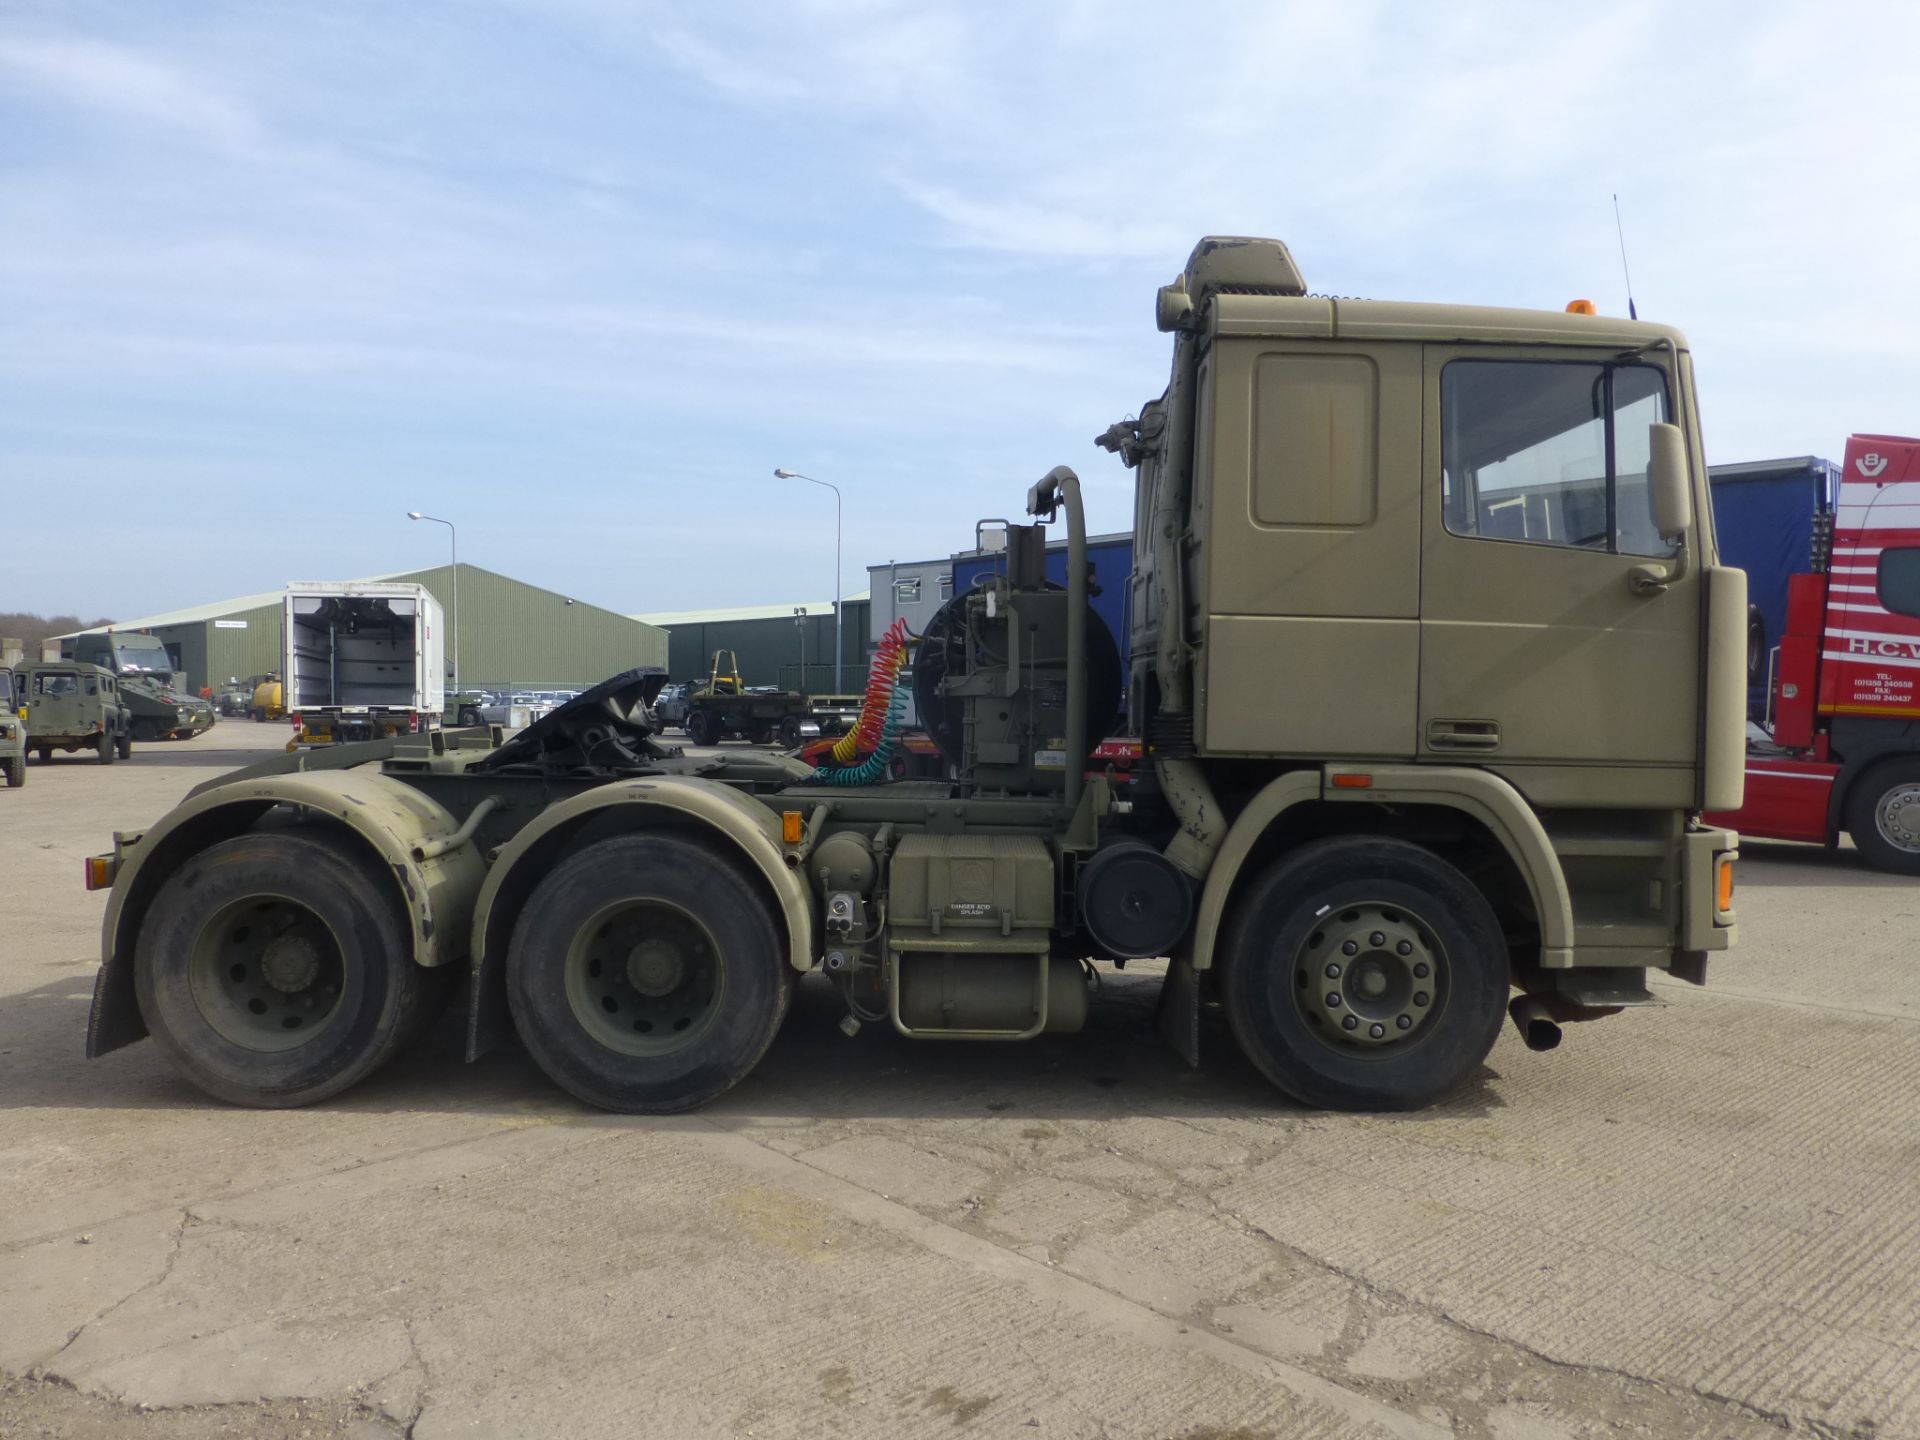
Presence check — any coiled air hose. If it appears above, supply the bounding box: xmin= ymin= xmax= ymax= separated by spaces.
xmin=813 ymin=619 xmax=909 ymax=784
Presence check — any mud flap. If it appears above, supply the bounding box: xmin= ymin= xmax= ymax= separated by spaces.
xmin=1153 ymin=954 xmax=1201 ymax=1068
xmin=86 ymin=953 xmax=147 ymax=1058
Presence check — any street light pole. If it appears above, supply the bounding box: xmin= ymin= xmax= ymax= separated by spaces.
xmin=406 ymin=511 xmax=457 ymax=699
xmin=773 ymin=469 xmax=842 ymax=692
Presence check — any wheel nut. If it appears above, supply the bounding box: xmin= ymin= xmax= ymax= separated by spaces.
xmin=1325 ymin=963 xmax=1341 ymax=979
xmin=1414 ymin=991 xmax=1429 ymax=1006
xmin=1396 ymin=940 xmax=1412 ymax=956
xmin=1396 ymin=1015 xmax=1412 ymax=1030
xmin=1325 ymin=992 xmax=1342 ymax=1008
xmin=1413 ymin=962 xmax=1430 ymax=979
xmin=1369 ymin=1023 xmax=1385 ymax=1038
xmin=1369 ymin=931 xmax=1385 ymax=947
xmin=1342 ymin=1015 xmax=1358 ymax=1031
xmin=1341 ymin=940 xmax=1358 ymax=956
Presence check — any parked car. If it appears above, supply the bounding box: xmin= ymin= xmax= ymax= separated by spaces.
xmin=651 ymin=682 xmax=694 ymax=730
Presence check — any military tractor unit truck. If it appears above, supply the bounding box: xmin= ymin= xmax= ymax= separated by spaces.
xmin=282 ymin=582 xmax=446 ymax=745
xmin=82 ymin=237 xmax=1745 ymax=1117
xmin=65 ymin=630 xmax=216 ymax=742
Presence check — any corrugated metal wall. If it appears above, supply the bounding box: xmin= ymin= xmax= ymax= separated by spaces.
xmin=664 ymin=599 xmax=872 ymax=693
xmin=387 ymin=564 xmax=667 ymax=693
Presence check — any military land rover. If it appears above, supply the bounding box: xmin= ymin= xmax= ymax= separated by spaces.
xmin=17 ymin=661 xmax=133 ymax=764
xmin=1 ymin=666 xmax=26 ymax=787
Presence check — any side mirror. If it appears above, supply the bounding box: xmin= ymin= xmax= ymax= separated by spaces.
xmin=1648 ymin=422 xmax=1692 ymax=541
xmin=977 ymin=523 xmax=1008 ymax=553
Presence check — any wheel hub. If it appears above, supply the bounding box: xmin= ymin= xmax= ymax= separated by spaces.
xmin=1295 ymin=904 xmax=1440 ymax=1049
xmin=188 ymin=898 xmax=345 ymax=1052
xmin=626 ymin=938 xmax=687 ymax=997
xmin=260 ymin=930 xmax=324 ymax=993
xmin=566 ymin=901 xmax=723 ymax=1057
xmin=1877 ymin=783 xmax=1920 ymax=853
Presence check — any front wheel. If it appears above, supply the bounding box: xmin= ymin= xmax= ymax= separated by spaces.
xmin=4 ymin=755 xmax=23 ymax=787
xmin=685 ymin=709 xmax=716 ymax=747
xmin=457 ymin=707 xmax=481 ymax=727
xmin=506 ymin=833 xmax=790 ymax=1113
xmin=1220 ymin=836 xmax=1509 ymax=1111
xmin=1845 ymin=759 xmax=1920 ymax=875
xmin=778 ymin=716 xmax=804 ymax=750
xmin=133 ymin=832 xmax=435 ymax=1106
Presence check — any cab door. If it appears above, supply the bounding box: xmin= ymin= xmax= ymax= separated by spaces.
xmin=1418 ymin=350 xmax=1701 ymax=798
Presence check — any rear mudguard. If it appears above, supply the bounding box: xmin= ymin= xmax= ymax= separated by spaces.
xmin=88 ymin=768 xmax=485 ymax=1058
xmin=464 ymin=777 xmax=817 ymax=1060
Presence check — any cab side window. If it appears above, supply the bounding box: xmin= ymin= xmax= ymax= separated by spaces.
xmin=1880 ymin=549 xmax=1920 ymax=619
xmin=86 ymin=676 xmax=98 ymax=696
xmin=1441 ymin=360 xmax=1675 ymax=557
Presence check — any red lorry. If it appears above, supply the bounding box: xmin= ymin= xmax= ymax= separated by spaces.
xmin=1707 ymin=434 xmax=1920 ymax=872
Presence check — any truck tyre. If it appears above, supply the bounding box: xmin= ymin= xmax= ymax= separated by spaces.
xmin=748 ymin=722 xmax=775 ymax=746
xmin=96 ymin=730 xmax=115 ymax=765
xmin=505 ymin=832 xmax=790 ymax=1113
xmin=458 ymin=706 xmax=481 ymax=727
xmin=1844 ymin=758 xmax=1920 ymax=875
xmin=117 ymin=730 xmax=133 ymax=760
xmin=5 ymin=755 xmax=23 ymax=787
xmin=685 ymin=709 xmax=716 ymax=747
xmin=133 ymin=832 xmax=431 ymax=1107
xmin=1220 ymin=836 xmax=1509 ymax=1111
xmin=779 ymin=716 xmax=804 ymax=750
xmin=130 ymin=718 xmax=157 ymax=743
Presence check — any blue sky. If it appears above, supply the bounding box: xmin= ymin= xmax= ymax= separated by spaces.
xmin=4 ymin=0 xmax=1917 ymax=620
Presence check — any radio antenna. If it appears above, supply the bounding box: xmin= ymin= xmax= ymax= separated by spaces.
xmin=1612 ymin=193 xmax=1638 ymax=320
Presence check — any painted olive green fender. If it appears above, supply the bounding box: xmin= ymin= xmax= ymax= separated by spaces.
xmin=87 ymin=768 xmax=486 ymax=1058
xmin=463 ymin=776 xmax=815 ymax=1061
xmin=1188 ymin=764 xmax=1575 ymax=971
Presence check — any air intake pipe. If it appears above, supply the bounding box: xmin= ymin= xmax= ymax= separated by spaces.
xmin=1027 ymin=465 xmax=1087 ymax=818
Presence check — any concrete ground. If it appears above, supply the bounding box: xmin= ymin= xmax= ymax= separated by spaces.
xmin=1 ymin=722 xmax=1915 ymax=1440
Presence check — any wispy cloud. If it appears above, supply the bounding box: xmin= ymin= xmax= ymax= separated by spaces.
xmin=4 ymin=1 xmax=1919 ymax=619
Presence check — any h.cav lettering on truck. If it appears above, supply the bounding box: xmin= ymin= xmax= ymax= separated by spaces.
xmin=1706 ymin=434 xmax=1920 ymax=872
xmin=82 ymin=237 xmax=1743 ymax=1115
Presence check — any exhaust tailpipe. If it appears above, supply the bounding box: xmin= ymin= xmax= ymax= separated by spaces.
xmin=1508 ymin=996 xmax=1563 ymax=1052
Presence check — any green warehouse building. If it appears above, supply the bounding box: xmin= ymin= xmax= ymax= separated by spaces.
xmin=634 ymin=591 xmax=873 ymax=694
xmin=57 ymin=564 xmax=667 ymax=699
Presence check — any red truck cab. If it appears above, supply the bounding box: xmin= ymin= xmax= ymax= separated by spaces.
xmin=1707 ymin=434 xmax=1920 ymax=871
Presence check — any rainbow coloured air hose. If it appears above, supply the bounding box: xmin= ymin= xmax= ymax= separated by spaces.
xmin=813 ymin=619 xmax=910 ymax=783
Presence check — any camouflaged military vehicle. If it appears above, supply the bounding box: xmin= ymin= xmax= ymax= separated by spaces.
xmin=18 ymin=660 xmax=132 ymax=764
xmin=64 ymin=631 xmax=215 ymax=741
xmin=1 ymin=667 xmax=25 ymax=787
xmin=84 ymin=238 xmax=1743 ymax=1118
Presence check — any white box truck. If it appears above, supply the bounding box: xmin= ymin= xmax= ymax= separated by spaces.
xmin=283 ymin=582 xmax=445 ymax=745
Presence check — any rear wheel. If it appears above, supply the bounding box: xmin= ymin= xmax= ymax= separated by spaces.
xmin=1220 ymin=836 xmax=1509 ymax=1111
xmin=506 ymin=833 xmax=790 ymax=1112
xmin=1845 ymin=759 xmax=1920 ymax=875
xmin=133 ymin=832 xmax=433 ymax=1106
xmin=96 ymin=730 xmax=115 ymax=765
xmin=747 ymin=722 xmax=775 ymax=746
xmin=458 ymin=706 xmax=481 ymax=727
xmin=778 ymin=716 xmax=805 ymax=750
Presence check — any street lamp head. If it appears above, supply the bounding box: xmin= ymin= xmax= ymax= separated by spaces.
xmin=406 ymin=511 xmax=424 ymax=520
xmin=773 ymin=468 xmax=799 ymax=479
